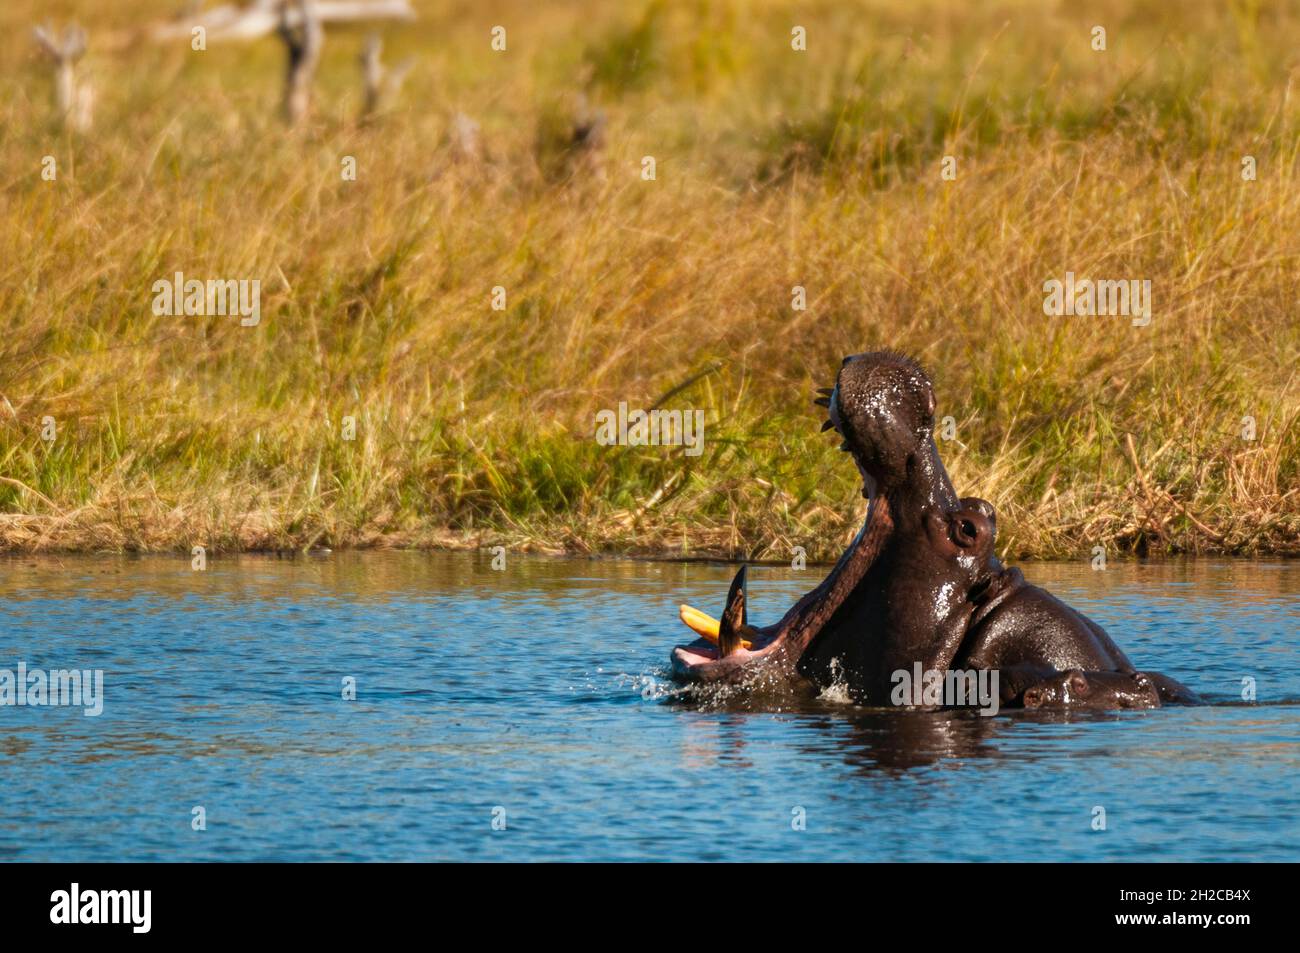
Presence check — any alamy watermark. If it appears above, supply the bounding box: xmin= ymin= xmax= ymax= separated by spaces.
xmin=891 ymin=663 xmax=1000 ymax=715
xmin=0 ymin=661 xmax=103 ymax=716
xmin=1043 ymin=272 xmax=1151 ymax=326
xmin=151 ymin=271 xmax=260 ymax=326
xmin=594 ymin=402 xmax=704 ymax=456
xmin=50 ymin=883 xmax=150 ymax=933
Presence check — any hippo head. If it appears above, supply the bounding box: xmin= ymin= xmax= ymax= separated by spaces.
xmin=832 ymin=351 xmax=998 ymax=572
xmin=1016 ymin=670 xmax=1162 ymax=710
xmin=1020 ymin=670 xmax=1092 ymax=708
xmin=1034 ymin=670 xmax=1163 ymax=709
xmin=830 ymin=351 xmax=943 ymax=499
xmin=672 ymin=351 xmax=1000 ymax=686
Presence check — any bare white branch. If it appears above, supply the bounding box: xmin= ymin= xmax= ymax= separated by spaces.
xmin=106 ymin=0 xmax=415 ymax=49
xmin=278 ymin=0 xmax=323 ymax=125
xmin=358 ymin=32 xmax=414 ymax=118
xmin=31 ymin=23 xmax=93 ymax=132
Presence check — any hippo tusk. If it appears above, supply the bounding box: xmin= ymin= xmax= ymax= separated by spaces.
xmin=717 ymin=565 xmax=750 ymax=657
xmin=678 ymin=604 xmax=754 ymax=649
xmin=679 ymin=603 xmax=721 ymax=639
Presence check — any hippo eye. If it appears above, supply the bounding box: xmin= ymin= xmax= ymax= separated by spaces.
xmin=924 ymin=388 xmax=936 ymax=421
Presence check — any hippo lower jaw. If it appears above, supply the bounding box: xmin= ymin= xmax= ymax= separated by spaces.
xmin=671 ymin=356 xmax=922 ymax=686
xmin=670 ymin=489 xmax=896 ymax=685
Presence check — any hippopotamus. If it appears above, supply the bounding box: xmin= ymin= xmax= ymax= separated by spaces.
xmin=1000 ymin=667 xmax=1162 ymax=710
xmin=671 ymin=350 xmax=1200 ymax=710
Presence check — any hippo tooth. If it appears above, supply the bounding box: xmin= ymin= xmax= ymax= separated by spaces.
xmin=813 ymin=396 xmax=831 ymax=408
xmin=678 ymin=604 xmax=752 ymax=650
xmin=821 ymin=419 xmax=835 ymax=432
xmin=717 ymin=566 xmax=750 ymax=657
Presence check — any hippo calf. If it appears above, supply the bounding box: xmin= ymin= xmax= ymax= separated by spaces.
xmin=1000 ymin=668 xmax=1163 ymax=710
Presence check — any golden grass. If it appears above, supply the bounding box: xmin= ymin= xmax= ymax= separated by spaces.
xmin=0 ymin=0 xmax=1296 ymax=558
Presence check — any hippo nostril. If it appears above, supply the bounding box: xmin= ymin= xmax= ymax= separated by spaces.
xmin=961 ymin=520 xmax=977 ymax=539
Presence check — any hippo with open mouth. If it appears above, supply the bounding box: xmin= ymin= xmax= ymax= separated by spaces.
xmin=671 ymin=351 xmax=1199 ymax=710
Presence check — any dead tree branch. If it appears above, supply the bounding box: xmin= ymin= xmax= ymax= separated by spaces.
xmin=32 ymin=23 xmax=93 ymax=132
xmin=105 ymin=0 xmax=415 ymax=51
xmin=358 ymin=33 xmax=413 ymax=118
xmin=278 ymin=0 xmax=323 ymax=125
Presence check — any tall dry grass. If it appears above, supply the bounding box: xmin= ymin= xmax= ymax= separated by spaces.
xmin=0 ymin=0 xmax=1296 ymax=558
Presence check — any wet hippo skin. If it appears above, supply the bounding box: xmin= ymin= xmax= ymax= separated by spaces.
xmin=1000 ymin=668 xmax=1163 ymax=710
xmin=671 ymin=350 xmax=1201 ymax=710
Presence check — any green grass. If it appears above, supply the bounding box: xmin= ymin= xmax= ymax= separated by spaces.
xmin=0 ymin=0 xmax=1296 ymax=558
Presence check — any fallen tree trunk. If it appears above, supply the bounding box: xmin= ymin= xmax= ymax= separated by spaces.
xmin=104 ymin=0 xmax=415 ymax=51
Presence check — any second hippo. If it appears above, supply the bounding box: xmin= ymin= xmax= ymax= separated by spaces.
xmin=1000 ymin=668 xmax=1163 ymax=710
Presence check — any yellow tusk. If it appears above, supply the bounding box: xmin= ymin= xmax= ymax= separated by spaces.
xmin=678 ymin=604 xmax=752 ymax=649
xmin=679 ymin=604 xmax=719 ymax=639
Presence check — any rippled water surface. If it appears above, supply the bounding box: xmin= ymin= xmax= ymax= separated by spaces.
xmin=1 ymin=553 xmax=1296 ymax=861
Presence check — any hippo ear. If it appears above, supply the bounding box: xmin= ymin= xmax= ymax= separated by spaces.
xmin=717 ymin=566 xmax=749 ymax=657
xmin=1067 ymin=670 xmax=1090 ymax=697
xmin=1022 ymin=687 xmax=1044 ymax=709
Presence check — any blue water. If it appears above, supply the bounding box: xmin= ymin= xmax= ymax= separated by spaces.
xmin=0 ymin=553 xmax=1296 ymax=861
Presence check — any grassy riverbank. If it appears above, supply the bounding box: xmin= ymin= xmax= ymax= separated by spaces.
xmin=0 ymin=0 xmax=1296 ymax=558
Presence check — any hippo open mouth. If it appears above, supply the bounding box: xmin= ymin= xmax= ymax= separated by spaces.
xmin=671 ymin=351 xmax=925 ymax=688
xmin=669 ymin=350 xmax=1201 ymax=708
xmin=669 ymin=492 xmax=894 ymax=683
